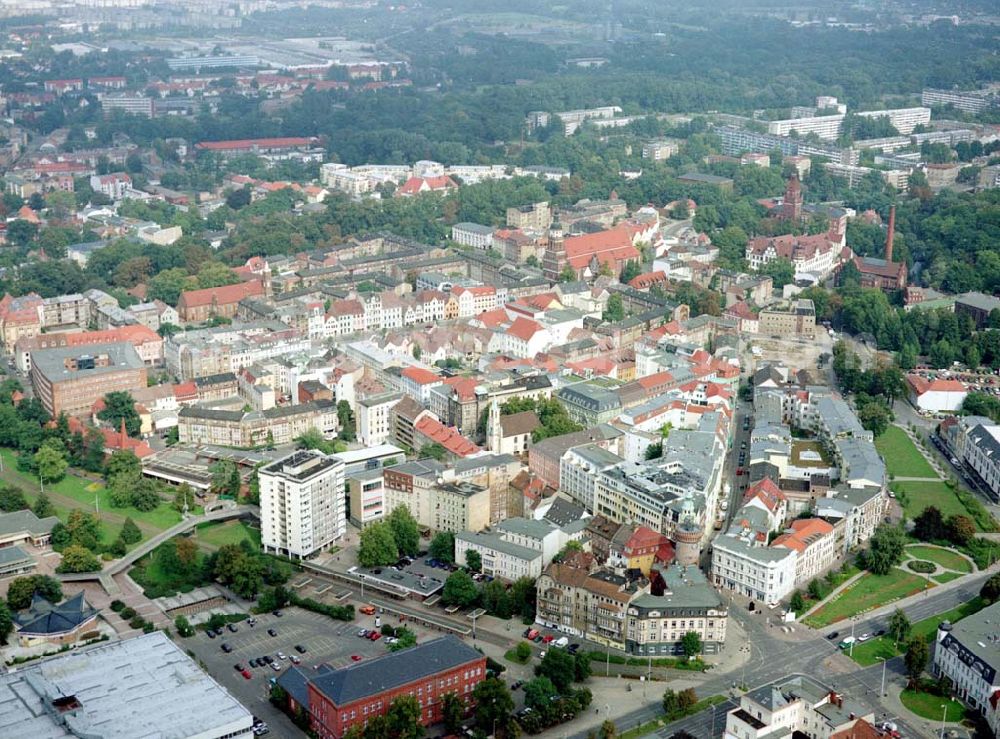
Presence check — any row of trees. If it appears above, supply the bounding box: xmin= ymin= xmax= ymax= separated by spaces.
xmin=357 ymin=507 xmax=421 ymax=567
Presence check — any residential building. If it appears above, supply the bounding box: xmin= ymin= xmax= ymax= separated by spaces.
xmin=358 ymin=392 xmax=403 ymax=447
xmin=506 ymin=201 xmax=551 ymax=231
xmin=625 ymin=565 xmax=728 ymax=656
xmin=89 ymin=172 xmax=131 ymax=200
xmin=745 ymin=234 xmax=838 ymax=281
xmin=771 ymin=517 xmax=837 ymax=587
xmin=934 ymin=601 xmax=1000 ymax=730
xmin=450 ymin=222 xmax=494 ymax=250
xmin=856 ymin=107 xmax=930 ymax=135
xmin=177 ymin=400 xmax=338 ymax=448
xmin=454 ymin=531 xmax=544 ymax=581
xmin=642 ymin=139 xmax=680 ymax=161
xmin=958 ymin=422 xmax=1000 ymax=501
xmin=260 ymin=450 xmax=346 ymax=559
xmin=433 ymin=481 xmax=491 ymax=534
xmin=30 ymin=342 xmax=147 ymax=417
xmin=955 ymin=292 xmax=1000 ymax=329
xmin=560 ymin=443 xmax=624 ymax=510
xmin=921 ymin=88 xmax=998 ymax=115
xmin=757 ymin=299 xmax=817 ymax=339
xmin=348 ymin=469 xmax=385 ymax=529
xmin=529 ymin=425 xmax=623 ymax=490
xmin=724 ymin=675 xmax=875 ymax=739
xmin=383 ymin=459 xmax=447 ymax=528
xmin=767 ymin=113 xmax=845 ymax=140
xmin=0 ymin=546 xmax=35 ymax=577
xmin=711 ymin=533 xmax=798 ymax=605
xmin=0 ymin=631 xmax=253 ymax=738
xmin=290 ymin=635 xmax=485 ymax=739
xmin=99 ymin=93 xmax=154 ymax=118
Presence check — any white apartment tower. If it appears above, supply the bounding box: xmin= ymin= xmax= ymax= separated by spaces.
xmin=260 ymin=450 xmax=346 ymax=559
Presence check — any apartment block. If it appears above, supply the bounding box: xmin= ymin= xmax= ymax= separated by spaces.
xmin=30 ymin=342 xmax=147 ymax=417
xmin=260 ymin=450 xmax=346 ymax=559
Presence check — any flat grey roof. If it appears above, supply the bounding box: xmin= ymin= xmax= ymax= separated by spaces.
xmin=0 ymin=631 xmax=252 ymax=738
xmin=456 ymin=531 xmax=542 ymax=561
xmin=30 ymin=342 xmax=144 ymax=381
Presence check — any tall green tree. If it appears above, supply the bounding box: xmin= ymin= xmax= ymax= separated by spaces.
xmin=538 ymin=646 xmax=576 ymax=692
xmin=472 ymin=678 xmax=514 ymax=734
xmin=681 ymin=631 xmax=703 ymax=658
xmin=358 ymin=522 xmax=398 ymax=567
xmin=428 ymin=532 xmax=455 ymax=563
xmin=35 ymin=443 xmax=68 ymax=484
xmin=33 ymin=492 xmax=54 ymax=518
xmin=384 ymin=695 xmax=424 ymax=739
xmin=386 ymin=506 xmax=420 ymax=557
xmin=865 ymin=523 xmax=906 ymax=575
xmin=441 ymin=693 xmax=465 ymax=735
xmin=97 ymin=391 xmax=141 ymax=437
xmin=904 ymin=634 xmax=929 ymax=685
xmin=888 ymin=608 xmax=911 ymax=646
xmin=442 ymin=570 xmax=479 ymax=608
xmin=465 ymin=549 xmax=482 ymax=573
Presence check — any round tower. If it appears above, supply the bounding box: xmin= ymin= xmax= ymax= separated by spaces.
xmin=673 ymin=496 xmax=702 ymax=566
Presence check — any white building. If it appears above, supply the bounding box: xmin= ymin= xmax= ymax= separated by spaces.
xmin=454 ymin=531 xmax=544 ymax=581
xmin=711 ymin=533 xmax=797 ymax=605
xmin=90 ymin=172 xmax=131 ymax=200
xmin=357 ymin=392 xmax=402 ymax=447
xmin=0 ymin=631 xmax=253 ymax=739
xmin=259 ymin=450 xmax=346 ymax=559
xmin=906 ymin=374 xmax=968 ymax=413
xmin=934 ymin=601 xmax=1000 ymax=733
xmin=451 ymin=222 xmax=494 ymax=250
xmin=560 ymin=443 xmax=624 ymax=511
xmin=767 ymin=113 xmax=845 ymax=140
xmin=856 ymin=107 xmax=931 ymax=135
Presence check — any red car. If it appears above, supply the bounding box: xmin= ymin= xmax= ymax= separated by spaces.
xmin=735 ymin=467 xmax=744 ymax=476
xmin=241 ymin=669 xmax=252 ymax=680
xmin=351 ymin=655 xmax=363 ymax=662
xmin=542 ymin=635 xmax=554 ymax=644
xmin=369 ymin=632 xmax=382 ymax=641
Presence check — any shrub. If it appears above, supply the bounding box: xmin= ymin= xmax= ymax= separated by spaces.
xmin=142 ymin=622 xmax=156 ymax=633
xmin=119 ymin=606 xmax=136 ymax=620
xmin=109 ymin=600 xmax=125 ymax=612
xmin=908 ymin=560 xmax=936 ymax=573
xmin=129 ymin=616 xmax=146 ymax=629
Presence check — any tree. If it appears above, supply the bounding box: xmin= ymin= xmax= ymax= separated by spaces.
xmin=422 ymin=442 xmax=448 ymax=462
xmin=174 ymin=614 xmax=195 ymax=637
xmin=574 ymin=651 xmax=592 ymax=682
xmin=524 ymin=676 xmax=558 ymax=712
xmin=947 ymin=514 xmax=976 ymax=546
xmin=131 ymin=481 xmax=162 ymax=512
xmin=173 ymin=484 xmax=195 ymax=514
xmin=515 ymin=641 xmax=532 ymax=662
xmin=7 ymin=219 xmax=38 ymax=247
xmin=904 ymin=634 xmax=929 ymax=685
xmin=539 ymin=646 xmax=576 ymax=692
xmin=429 ymin=532 xmax=455 ymax=563
xmin=807 ymin=579 xmax=823 ymax=600
xmin=599 ymin=719 xmax=618 ymax=739
xmin=56 ymin=545 xmax=101 ymax=573
xmin=760 ymin=257 xmax=795 ymax=289
xmin=913 ymin=506 xmax=947 ymax=542
xmin=603 ymin=293 xmax=625 ymax=322
xmin=482 ymin=579 xmax=512 ymax=618
xmin=97 ymin=391 xmax=141 ymax=437
xmin=212 ymin=544 xmax=265 ymax=598
xmin=465 ymin=549 xmax=482 ymax=573
xmin=226 ymin=187 xmax=252 ymax=210
xmin=358 ymin=522 xmax=398 ymax=567
xmin=865 ymin=523 xmax=906 ymax=575
xmin=6 ymin=577 xmax=41 ymax=610
xmin=442 ymin=570 xmax=479 ymax=608
xmin=473 ymin=677 xmax=514 ymax=733
xmin=387 ymin=506 xmax=420 ymax=557
xmin=620 ymin=260 xmax=642 ymax=284
xmin=790 ymin=590 xmax=805 ymax=613
xmin=857 ymin=401 xmax=892 ymax=437
xmin=558 ymin=265 xmax=577 ymax=283
xmin=0 ymin=598 xmax=11 ymax=645
xmin=442 ymin=692 xmax=465 ymax=735
xmin=65 ymin=510 xmax=101 ymax=551
xmin=336 ymin=400 xmax=356 ymax=442
xmin=384 ymin=695 xmax=424 ymax=739
xmin=511 ymin=577 xmax=537 ymax=620
xmin=388 ymin=626 xmax=417 ymax=652
xmin=35 ymin=443 xmax=68 ymax=485
xmin=0 ymin=484 xmax=28 ymax=513
xmin=33 ymin=492 xmax=54 ymax=519
xmin=888 ymin=608 xmax=911 ymax=646
xmin=981 ymin=573 xmax=1000 ymax=604
xmin=681 ymin=631 xmax=702 ymax=658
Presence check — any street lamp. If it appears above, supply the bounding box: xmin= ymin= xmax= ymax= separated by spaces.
xmin=710 ymin=704 xmax=716 ymax=738
xmin=940 ymin=704 xmax=947 ymax=738
xmin=878 ymin=657 xmax=887 ymax=697
xmin=739 ymin=644 xmax=751 ymax=691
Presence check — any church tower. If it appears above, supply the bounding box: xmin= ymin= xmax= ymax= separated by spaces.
xmin=542 ymin=218 xmax=567 ymax=283
xmin=781 ymin=174 xmax=803 ymax=223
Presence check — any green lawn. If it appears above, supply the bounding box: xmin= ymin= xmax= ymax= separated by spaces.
xmin=0 ymin=448 xmax=184 ymax=532
xmin=803 ymin=570 xmax=931 ymax=628
xmin=892 ymin=480 xmax=970 ymax=521
xmin=194 ymin=521 xmax=261 ymax=549
xmin=876 ymin=426 xmax=937 ymax=479
xmin=933 ymin=572 xmax=964 ymax=584
xmin=900 ymin=689 xmax=964 ymax=721
xmin=905 ymin=545 xmax=973 ymax=573
xmin=847 ymin=597 xmax=986 ymax=666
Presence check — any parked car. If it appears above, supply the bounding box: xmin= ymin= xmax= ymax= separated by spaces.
xmin=207 ymin=630 xmax=216 ymax=639
xmin=542 ymin=635 xmax=554 ymax=644
xmin=221 ymin=643 xmax=233 ymax=653
xmin=241 ymin=669 xmax=252 ymax=680
xmin=568 ymin=643 xmax=580 ymax=653
xmin=511 ymin=680 xmax=524 ymax=690
xmin=277 ymin=652 xmax=287 ymax=661
xmin=533 ymin=635 xmax=544 ymax=643
xmin=272 ymin=610 xmax=283 ymax=617
xmin=369 ymin=632 xmax=382 ymax=641
xmin=294 ymin=644 xmax=307 ymax=653
xmin=351 ymin=655 xmax=363 ymax=662
xmin=227 ymin=623 xmax=238 ymax=633
xmin=826 ymin=632 xmax=840 ymax=640
xmin=267 ymin=628 xmax=278 ymax=637
xmin=858 ymin=633 xmax=871 ymax=642
xmin=875 ymin=629 xmax=886 ymax=637
xmin=234 ymin=664 xmax=244 ymax=672
xmin=357 ymin=629 xmax=369 ymax=637
xmin=290 ymin=655 xmax=301 ymax=664
xmin=360 ymin=605 xmax=376 ymax=615
xmin=554 ymin=637 xmax=569 ymax=648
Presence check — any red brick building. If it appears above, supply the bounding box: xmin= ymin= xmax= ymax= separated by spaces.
xmin=292 ymin=636 xmax=486 ymax=738
xmin=176 ymin=279 xmax=265 ymax=323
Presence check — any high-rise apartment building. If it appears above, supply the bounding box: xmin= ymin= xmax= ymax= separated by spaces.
xmin=260 ymin=451 xmax=346 ymax=559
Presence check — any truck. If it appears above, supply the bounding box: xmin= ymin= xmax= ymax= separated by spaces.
xmin=554 ymin=637 xmax=569 ymax=648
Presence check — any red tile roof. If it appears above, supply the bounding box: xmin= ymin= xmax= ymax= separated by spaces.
xmin=506 ymin=316 xmax=543 ymax=342
xmin=396 ymin=175 xmax=458 ymax=196
xmin=772 ymin=518 xmax=833 ymax=553
xmin=401 ymin=366 xmax=442 ymax=385
xmin=195 ymin=137 xmax=318 ymax=151
xmin=906 ymin=374 xmax=967 ymax=395
xmin=564 ymin=226 xmax=640 ymax=271
xmin=414 ymin=415 xmax=481 ymax=457
xmin=176 ymin=280 xmax=265 ymax=310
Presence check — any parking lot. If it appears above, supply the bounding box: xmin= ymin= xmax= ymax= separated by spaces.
xmin=185 ymin=605 xmax=460 ymax=736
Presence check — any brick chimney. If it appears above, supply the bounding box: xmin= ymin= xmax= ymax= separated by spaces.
xmin=885 ymin=205 xmax=896 ymax=263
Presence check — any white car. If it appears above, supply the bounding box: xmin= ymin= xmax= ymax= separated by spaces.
xmin=277 ymin=652 xmax=287 ymax=660
xmin=858 ymin=633 xmax=871 ymax=642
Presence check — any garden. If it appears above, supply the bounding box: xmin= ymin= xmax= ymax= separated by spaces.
xmin=802 ymin=569 xmax=931 ymax=628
